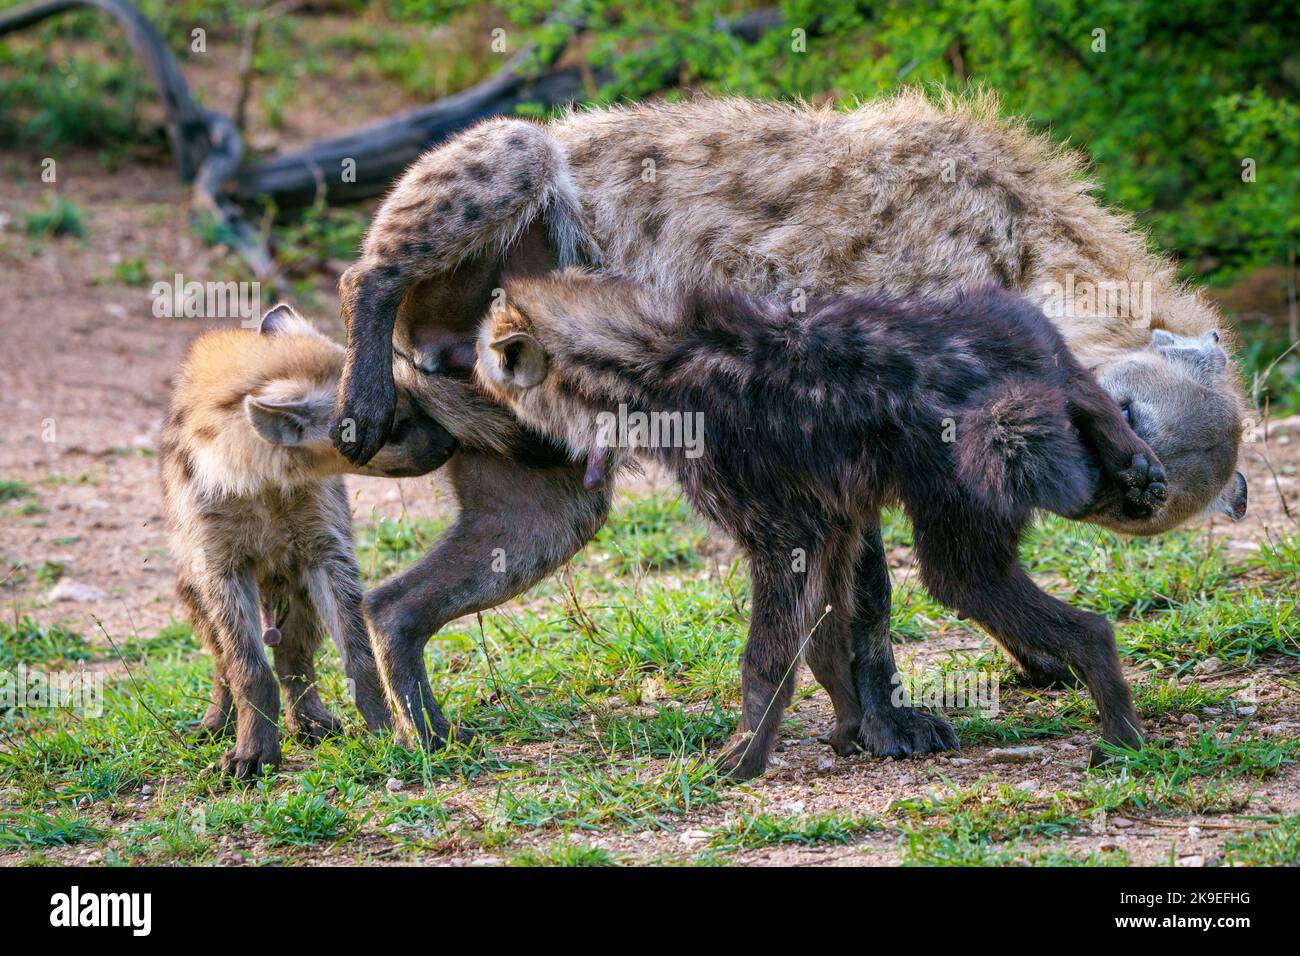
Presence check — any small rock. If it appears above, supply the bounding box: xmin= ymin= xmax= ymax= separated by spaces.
xmin=679 ymin=829 xmax=710 ymax=845
xmin=897 ymin=775 xmax=915 ymax=786
xmin=783 ymin=800 xmax=805 ymax=814
xmin=1098 ymin=841 xmax=1124 ymax=853
xmin=140 ymin=784 xmax=154 ymax=796
xmin=816 ymin=756 xmax=835 ymax=771
xmin=1194 ymin=658 xmax=1223 ymax=675
xmin=1180 ymin=713 xmax=1198 ymax=725
xmin=1187 ymin=825 xmax=1203 ymax=840
xmin=385 ymin=778 xmax=404 ymax=793
xmin=1015 ymin=779 xmax=1039 ymax=792
xmin=988 ymin=746 xmax=1045 ymax=764
xmin=1201 ymin=706 xmax=1224 ymax=717
xmin=47 ymin=579 xmax=109 ymax=603
xmin=949 ymin=757 xmax=973 ymax=766
xmin=1238 ymin=705 xmax=1257 ymax=716
xmin=1112 ymin=817 xmax=1135 ymax=829
xmin=1176 ymin=854 xmax=1205 ymax=868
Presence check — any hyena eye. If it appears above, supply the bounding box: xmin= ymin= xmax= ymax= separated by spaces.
xmin=1121 ymin=401 xmax=1135 ymax=426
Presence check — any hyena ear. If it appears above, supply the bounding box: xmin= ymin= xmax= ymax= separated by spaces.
xmin=490 ymin=332 xmax=548 ymax=389
xmin=245 ymin=394 xmax=331 ymax=445
xmin=1150 ymin=328 xmax=1227 ymax=381
xmin=259 ymin=303 xmax=301 ymax=335
xmin=1210 ymin=471 xmax=1248 ymax=521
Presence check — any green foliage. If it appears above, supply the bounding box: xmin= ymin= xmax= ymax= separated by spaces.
xmin=0 ymin=617 xmax=93 ymax=668
xmin=22 ymin=195 xmax=86 ymax=239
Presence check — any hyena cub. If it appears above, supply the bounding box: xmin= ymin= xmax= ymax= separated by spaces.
xmin=477 ymin=273 xmax=1169 ymax=780
xmin=161 ymin=305 xmax=452 ymax=778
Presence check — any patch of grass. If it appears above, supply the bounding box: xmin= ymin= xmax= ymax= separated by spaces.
xmin=1097 ymin=725 xmax=1299 ymax=785
xmin=357 ymin=515 xmax=449 ymax=585
xmin=117 ymin=620 xmax=198 ymax=662
xmin=0 ymin=617 xmax=94 ymax=668
xmin=112 ymin=257 xmax=150 ymax=286
xmin=0 ymin=811 xmax=102 ymax=849
xmin=510 ymin=840 xmax=621 ymax=866
xmin=1247 ymin=533 xmax=1300 ymax=583
xmin=1023 ymin=517 xmax=1231 ymax=616
xmin=596 ymin=703 xmax=734 ymax=758
xmin=1121 ymin=590 xmax=1300 ymax=674
xmin=0 ymin=480 xmax=33 ymax=503
xmin=33 ymin=560 xmax=64 ymax=586
xmin=272 ymin=201 xmax=369 ymax=272
xmin=251 ymin=781 xmax=356 ymax=848
xmin=584 ymin=492 xmax=710 ymax=574
xmin=23 ymin=195 xmax=87 ymax=240
xmin=1222 ymin=816 xmax=1300 ymax=866
xmin=709 ymin=812 xmax=880 ymax=851
xmin=489 ymin=758 xmax=722 ymax=833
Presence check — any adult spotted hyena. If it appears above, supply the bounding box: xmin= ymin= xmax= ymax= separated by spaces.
xmin=330 ymin=92 xmax=1248 ymax=752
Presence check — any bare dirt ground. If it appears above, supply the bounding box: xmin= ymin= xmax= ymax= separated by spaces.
xmin=2 ymin=22 xmax=1299 ymax=863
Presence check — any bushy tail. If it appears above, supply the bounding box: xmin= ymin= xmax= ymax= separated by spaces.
xmin=953 ymin=379 xmax=1092 ymax=520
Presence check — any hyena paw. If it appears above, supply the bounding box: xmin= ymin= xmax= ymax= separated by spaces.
xmin=287 ymin=707 xmax=346 ymax=745
xmin=1115 ymin=452 xmax=1168 ymax=517
xmin=330 ymin=376 xmax=395 ymax=466
xmin=713 ymin=734 xmax=770 ymax=781
xmin=858 ymin=707 xmax=960 ymax=759
xmin=817 ymin=720 xmax=863 ymax=758
xmin=220 ymin=740 xmax=281 ymax=780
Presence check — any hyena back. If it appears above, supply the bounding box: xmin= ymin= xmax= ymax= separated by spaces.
xmin=476 ymin=273 xmax=1168 ymax=778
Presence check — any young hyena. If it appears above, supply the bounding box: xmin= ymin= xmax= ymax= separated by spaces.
xmin=332 ymin=91 xmax=1247 ymax=752
xmin=475 ymin=272 xmax=1168 ymax=779
xmin=160 ymin=305 xmax=455 ymax=777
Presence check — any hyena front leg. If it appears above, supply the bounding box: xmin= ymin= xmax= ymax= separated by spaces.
xmin=272 ymin=585 xmax=345 ymax=744
xmin=1063 ymin=356 xmax=1167 ymax=515
xmin=201 ymin=573 xmax=281 ymax=779
xmin=365 ymin=445 xmax=611 ymax=750
xmin=306 ymin=558 xmax=391 ymax=732
xmin=332 ymin=118 xmax=581 ymax=465
xmin=850 ymin=525 xmax=960 ymax=758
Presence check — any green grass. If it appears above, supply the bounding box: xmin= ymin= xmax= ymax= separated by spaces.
xmin=0 ymin=480 xmax=33 ymax=503
xmin=0 ymin=617 xmax=94 ymax=668
xmin=23 ymin=195 xmax=87 ymax=240
xmin=2 ymin=491 xmax=1295 ymax=866
xmin=1222 ymin=816 xmax=1300 ymax=866
xmin=0 ymin=811 xmax=102 ymax=849
xmin=709 ymin=812 xmax=880 ymax=851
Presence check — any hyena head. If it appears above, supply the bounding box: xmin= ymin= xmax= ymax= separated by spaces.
xmin=243 ymin=304 xmax=454 ymax=479
xmin=1086 ymin=329 xmax=1246 ymax=534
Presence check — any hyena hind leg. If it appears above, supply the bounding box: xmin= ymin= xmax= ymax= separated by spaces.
xmin=848 ymin=526 xmax=960 ymax=759
xmin=204 ymin=574 xmax=282 ymax=779
xmin=178 ymin=580 xmax=235 ymax=739
xmin=803 ymin=525 xmax=864 ymax=756
xmin=272 ymin=585 xmax=345 ymax=745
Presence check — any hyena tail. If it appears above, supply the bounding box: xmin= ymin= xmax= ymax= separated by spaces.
xmin=954 ymin=379 xmax=1093 ymax=520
